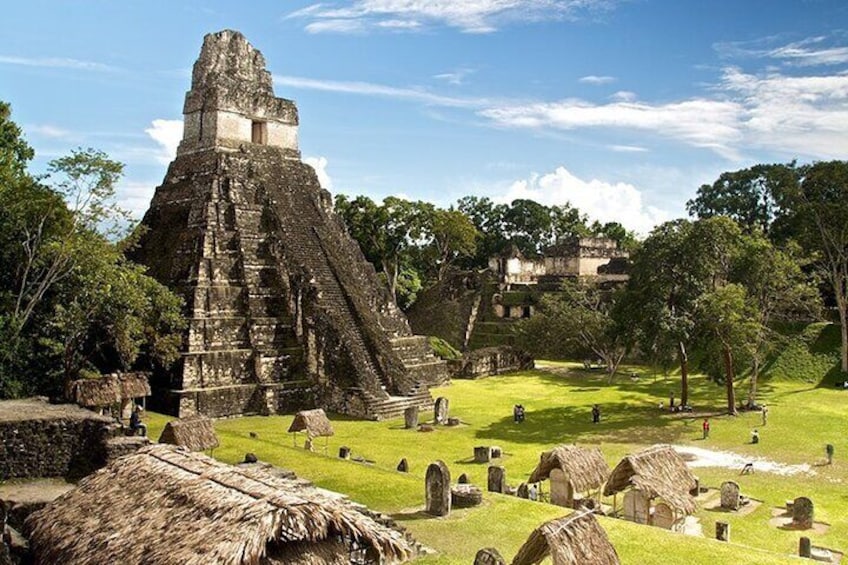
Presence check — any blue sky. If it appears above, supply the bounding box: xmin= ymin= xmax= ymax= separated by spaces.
xmin=3 ymin=0 xmax=848 ymax=234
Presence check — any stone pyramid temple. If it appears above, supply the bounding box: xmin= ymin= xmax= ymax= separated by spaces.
xmin=132 ymin=30 xmax=447 ymax=419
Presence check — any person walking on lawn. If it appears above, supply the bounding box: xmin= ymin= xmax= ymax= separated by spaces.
xmin=702 ymin=418 xmax=710 ymax=439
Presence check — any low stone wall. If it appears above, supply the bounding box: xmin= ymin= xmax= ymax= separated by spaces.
xmin=447 ymin=346 xmax=534 ymax=379
xmin=0 ymin=398 xmax=115 ymax=480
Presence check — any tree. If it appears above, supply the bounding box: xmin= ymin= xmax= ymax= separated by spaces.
xmin=621 ymin=217 xmax=741 ymax=406
xmin=589 ymin=221 xmax=639 ymax=252
xmin=695 ymin=284 xmax=760 ymax=415
xmin=0 ymin=118 xmax=185 ymax=396
xmin=517 ymin=278 xmax=626 ymax=379
xmin=335 ymin=195 xmax=430 ymax=302
xmin=731 ymin=235 xmax=819 ymax=405
xmin=777 ymin=160 xmax=848 ymax=373
xmin=502 ymin=199 xmax=554 ymax=256
xmin=427 ymin=208 xmax=478 ymax=281
xmin=45 ymin=245 xmax=184 ymax=383
xmin=456 ymin=195 xmax=509 ymax=268
xmin=686 ymin=163 xmax=799 ymax=235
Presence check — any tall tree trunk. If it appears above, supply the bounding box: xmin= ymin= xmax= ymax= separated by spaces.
xmin=678 ymin=341 xmax=689 ymax=407
xmin=723 ymin=346 xmax=737 ymax=415
xmin=838 ymin=294 xmax=848 ymax=373
xmin=748 ymin=356 xmax=760 ymax=408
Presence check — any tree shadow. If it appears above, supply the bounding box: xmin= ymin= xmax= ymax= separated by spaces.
xmin=474 ymin=402 xmax=715 ymax=446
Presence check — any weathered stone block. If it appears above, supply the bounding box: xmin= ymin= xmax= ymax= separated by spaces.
xmin=425 ymin=461 xmax=451 ymax=517
xmin=487 ymin=466 xmax=506 ymax=494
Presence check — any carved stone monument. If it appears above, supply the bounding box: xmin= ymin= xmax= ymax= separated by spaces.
xmin=474 ymin=548 xmax=506 ymax=565
xmin=720 ymin=481 xmax=741 ymax=511
xmin=404 ymin=406 xmax=419 ymax=429
xmin=452 ymin=484 xmax=483 ymax=508
xmin=792 ymin=497 xmax=814 ymax=529
xmin=434 ymin=397 xmax=449 ymax=424
xmin=716 ymin=521 xmax=730 ymax=542
xmin=487 ymin=465 xmax=506 ymax=493
xmin=397 ymin=458 xmax=409 ymax=473
xmin=131 ymin=30 xmax=447 ymax=419
xmin=425 ymin=460 xmax=451 ymax=516
xmin=516 ymin=482 xmax=529 ymax=499
xmin=474 ymin=446 xmax=491 ymax=463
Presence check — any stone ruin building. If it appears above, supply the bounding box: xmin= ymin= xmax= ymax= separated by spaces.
xmin=131 ymin=30 xmax=447 ymax=419
xmin=489 ymin=237 xmax=629 ymax=293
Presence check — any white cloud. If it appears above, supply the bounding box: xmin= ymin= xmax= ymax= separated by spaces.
xmin=480 ymin=97 xmax=745 ymax=158
xmin=608 ymin=144 xmax=647 ymax=153
xmin=610 ymin=90 xmax=636 ymax=102
xmin=719 ymin=67 xmax=848 ymax=159
xmin=304 ymin=156 xmax=334 ymax=189
xmin=0 ymin=55 xmax=117 ymax=71
xmin=715 ymin=35 xmax=848 ymax=67
xmin=144 ymin=119 xmax=182 ymax=164
xmin=496 ymin=166 xmax=669 ymax=235
xmin=274 ymin=75 xmax=491 ymax=108
xmin=433 ymin=67 xmax=475 ymax=85
xmin=116 ymin=180 xmax=157 ymax=219
xmin=287 ymin=0 xmax=614 ymax=34
xmin=579 ymin=75 xmax=615 ymax=85
xmin=27 ymin=124 xmax=71 ymax=138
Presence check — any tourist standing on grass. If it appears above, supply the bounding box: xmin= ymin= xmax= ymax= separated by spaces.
xmin=702 ymin=418 xmax=710 ymax=439
xmin=669 ymin=392 xmax=675 ymax=411
xmin=826 ymin=444 xmax=834 ymax=464
xmin=761 ymin=404 xmax=768 ymax=425
xmin=592 ymin=404 xmax=601 ymax=424
xmin=751 ymin=429 xmax=760 ymax=444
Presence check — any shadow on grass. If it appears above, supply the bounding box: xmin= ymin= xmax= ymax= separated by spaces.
xmin=474 ymin=402 xmax=720 ymax=446
xmin=390 ymin=509 xmax=435 ymax=522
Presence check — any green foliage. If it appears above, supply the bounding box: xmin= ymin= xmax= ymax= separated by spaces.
xmin=686 ymin=162 xmax=799 ymax=236
xmin=427 ymin=208 xmax=478 ymax=280
xmin=778 ymin=160 xmax=848 ymax=372
xmin=765 ymin=322 xmax=841 ymax=384
xmin=0 ymin=107 xmax=185 ymax=397
xmin=428 ymin=335 xmax=461 ymax=360
xmin=517 ymin=278 xmax=625 ymax=376
xmin=389 ymin=267 xmax=422 ymax=311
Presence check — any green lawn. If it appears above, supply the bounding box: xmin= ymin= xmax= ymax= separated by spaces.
xmin=141 ymin=325 xmax=848 ymax=564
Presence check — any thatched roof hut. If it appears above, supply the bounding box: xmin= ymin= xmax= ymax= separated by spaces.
xmin=67 ymin=372 xmax=151 ymax=408
xmin=511 ymin=511 xmax=620 ymax=565
xmin=288 ymin=409 xmax=334 ymax=438
xmin=116 ymin=372 xmax=152 ymax=399
xmin=25 ymin=444 xmax=415 ymax=565
xmin=528 ymin=445 xmax=609 ymax=492
xmin=158 ymin=416 xmax=219 ymax=451
xmin=603 ymin=444 xmax=697 ymax=513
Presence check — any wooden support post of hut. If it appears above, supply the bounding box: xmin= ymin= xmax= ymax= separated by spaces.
xmin=527 ymin=445 xmax=610 ymax=509
xmin=288 ymin=409 xmax=334 ymax=454
xmin=158 ymin=416 xmax=219 ymax=453
xmin=511 ymin=510 xmax=621 ymax=565
xmin=603 ymin=444 xmax=698 ymax=531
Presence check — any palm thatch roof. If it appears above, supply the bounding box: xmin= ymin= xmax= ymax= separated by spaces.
xmin=158 ymin=416 xmax=219 ymax=451
xmin=25 ymin=444 xmax=415 ymax=565
xmin=602 ymin=444 xmax=697 ymax=513
xmin=527 ymin=445 xmax=609 ymax=492
xmin=511 ymin=511 xmax=620 ymax=565
xmin=288 ymin=409 xmax=334 ymax=438
xmin=67 ymin=372 xmax=151 ymax=407
xmin=117 ymin=372 xmax=152 ymax=399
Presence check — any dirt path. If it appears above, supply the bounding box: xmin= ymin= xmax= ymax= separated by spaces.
xmin=674 ymin=445 xmax=814 ymax=476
